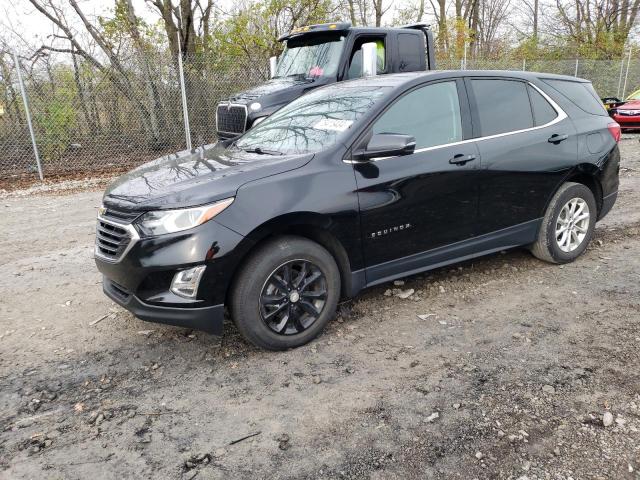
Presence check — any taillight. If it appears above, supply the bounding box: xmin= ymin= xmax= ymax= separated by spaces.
xmin=607 ymin=122 xmax=621 ymax=142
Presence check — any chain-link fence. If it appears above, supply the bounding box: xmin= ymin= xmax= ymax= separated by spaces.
xmin=1 ymin=52 xmax=638 ymax=181
xmin=0 ymin=52 xmax=267 ymax=180
xmin=438 ymin=57 xmax=640 ymax=101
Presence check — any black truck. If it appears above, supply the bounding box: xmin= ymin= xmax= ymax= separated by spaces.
xmin=215 ymin=22 xmax=436 ymax=138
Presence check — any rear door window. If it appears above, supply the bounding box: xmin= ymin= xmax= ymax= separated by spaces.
xmin=397 ymin=33 xmax=423 ymax=72
xmin=372 ymin=81 xmax=462 ymax=149
xmin=542 ymin=79 xmax=607 ymax=116
xmin=528 ymin=86 xmax=558 ymax=126
xmin=470 ymin=79 xmax=534 ymax=136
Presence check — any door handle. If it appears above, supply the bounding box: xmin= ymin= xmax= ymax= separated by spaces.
xmin=449 ymin=154 xmax=476 ymax=166
xmin=548 ymin=133 xmax=569 ymax=144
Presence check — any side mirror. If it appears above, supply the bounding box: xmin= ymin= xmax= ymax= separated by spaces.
xmin=269 ymin=56 xmax=278 ymax=78
xmin=354 ymin=133 xmax=416 ymax=161
xmin=361 ymin=42 xmax=378 ymax=77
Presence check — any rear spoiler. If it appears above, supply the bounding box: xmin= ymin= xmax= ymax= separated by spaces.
xmin=399 ymin=22 xmax=436 ymax=70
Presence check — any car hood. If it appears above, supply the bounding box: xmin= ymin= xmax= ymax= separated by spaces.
xmin=228 ymin=76 xmax=330 ymax=111
xmin=102 ymin=144 xmax=313 ymax=211
xmin=619 ymin=99 xmax=640 ymax=109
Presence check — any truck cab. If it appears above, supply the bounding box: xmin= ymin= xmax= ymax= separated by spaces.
xmin=215 ymin=22 xmax=436 ymax=139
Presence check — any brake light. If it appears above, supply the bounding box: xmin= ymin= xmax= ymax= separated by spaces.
xmin=607 ymin=122 xmax=621 ymax=142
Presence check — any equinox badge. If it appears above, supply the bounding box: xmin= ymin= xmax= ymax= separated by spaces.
xmin=370 ymin=223 xmax=412 ymax=239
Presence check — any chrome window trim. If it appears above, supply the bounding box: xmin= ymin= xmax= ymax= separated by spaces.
xmin=215 ymin=103 xmax=249 ymax=136
xmin=345 ymin=81 xmax=567 ymax=163
xmin=94 ymin=216 xmax=140 ymax=264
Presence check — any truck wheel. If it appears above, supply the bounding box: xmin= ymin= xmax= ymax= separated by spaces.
xmin=531 ymin=182 xmax=597 ymax=264
xmin=230 ymin=236 xmax=341 ymax=350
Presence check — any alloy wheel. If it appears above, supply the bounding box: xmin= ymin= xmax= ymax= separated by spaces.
xmin=555 ymin=197 xmax=590 ymax=253
xmin=259 ymin=260 xmax=328 ymax=335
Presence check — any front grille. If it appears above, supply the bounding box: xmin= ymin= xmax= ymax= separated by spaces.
xmin=95 ymin=219 xmax=135 ymax=262
xmin=216 ymin=104 xmax=247 ymax=135
xmin=102 ymin=208 xmax=141 ymax=223
xmin=618 ymin=111 xmax=636 ymax=116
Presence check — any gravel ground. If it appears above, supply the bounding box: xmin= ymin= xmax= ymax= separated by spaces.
xmin=1 ymin=135 xmax=639 ymax=480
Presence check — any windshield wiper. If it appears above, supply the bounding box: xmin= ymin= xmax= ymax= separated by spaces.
xmin=243 ymin=147 xmax=283 ymax=156
xmin=275 ymin=73 xmax=316 ymax=83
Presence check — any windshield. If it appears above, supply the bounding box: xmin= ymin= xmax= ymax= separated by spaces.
xmin=628 ymin=90 xmax=640 ymax=100
xmin=235 ymin=85 xmax=391 ymax=155
xmin=275 ymin=35 xmax=345 ymax=80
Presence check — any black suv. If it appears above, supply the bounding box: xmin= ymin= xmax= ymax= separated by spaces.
xmin=95 ymin=70 xmax=620 ymax=350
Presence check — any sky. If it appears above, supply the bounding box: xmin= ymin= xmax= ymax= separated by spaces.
xmin=3 ymin=0 xmax=161 ymax=49
xmin=2 ymin=0 xmax=417 ymax=52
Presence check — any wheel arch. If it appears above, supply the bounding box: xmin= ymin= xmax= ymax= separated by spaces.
xmin=226 ymin=212 xmax=358 ymax=303
xmin=563 ymin=164 xmax=603 ymax=215
xmin=541 ymin=164 xmax=603 ymax=220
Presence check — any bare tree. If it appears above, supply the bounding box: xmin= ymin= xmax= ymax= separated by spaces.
xmin=371 ymin=0 xmax=392 ymax=26
xmin=551 ymin=0 xmax=640 ymax=55
xmin=429 ymin=0 xmax=449 ymax=49
xmin=27 ymin=0 xmax=168 ymax=145
xmin=146 ymin=0 xmax=213 ymax=59
xmin=474 ymin=0 xmax=511 ymax=56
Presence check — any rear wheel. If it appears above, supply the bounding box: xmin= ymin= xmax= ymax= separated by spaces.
xmin=230 ymin=236 xmax=340 ymax=350
xmin=531 ymin=182 xmax=597 ymax=264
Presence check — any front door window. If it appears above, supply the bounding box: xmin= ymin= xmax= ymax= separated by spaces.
xmin=372 ymin=81 xmax=463 ymax=149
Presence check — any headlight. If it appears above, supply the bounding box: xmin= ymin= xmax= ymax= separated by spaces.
xmin=249 ymin=102 xmax=262 ymax=112
xmin=136 ymin=197 xmax=234 ymax=236
xmin=252 ymin=116 xmax=267 ymax=126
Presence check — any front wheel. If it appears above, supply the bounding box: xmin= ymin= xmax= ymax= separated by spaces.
xmin=531 ymin=182 xmax=597 ymax=264
xmin=230 ymin=236 xmax=341 ymax=350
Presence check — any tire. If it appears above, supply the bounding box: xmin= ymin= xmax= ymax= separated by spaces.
xmin=531 ymin=182 xmax=597 ymax=264
xmin=230 ymin=235 xmax=341 ymax=350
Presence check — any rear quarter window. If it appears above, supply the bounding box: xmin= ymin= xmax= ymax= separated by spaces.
xmin=528 ymin=85 xmax=558 ymax=126
xmin=542 ymin=79 xmax=607 ymax=116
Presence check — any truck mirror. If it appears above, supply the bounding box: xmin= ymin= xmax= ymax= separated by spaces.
xmin=269 ymin=56 xmax=278 ymax=78
xmin=361 ymin=42 xmax=378 ymax=77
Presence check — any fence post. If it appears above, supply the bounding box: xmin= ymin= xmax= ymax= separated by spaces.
xmin=617 ymin=56 xmax=626 ymax=97
xmin=463 ymin=42 xmax=468 ymax=70
xmin=574 ymin=58 xmax=579 ymax=77
xmin=622 ymin=46 xmax=632 ymax=99
xmin=522 ymin=58 xmax=526 ymax=71
xmin=13 ymin=50 xmax=44 ymax=181
xmin=176 ymin=32 xmax=192 ymax=151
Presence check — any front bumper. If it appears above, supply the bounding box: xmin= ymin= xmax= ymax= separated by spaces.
xmin=612 ymin=113 xmax=640 ymax=129
xmin=103 ymin=277 xmax=225 ymax=334
xmin=95 ymin=217 xmax=251 ymax=335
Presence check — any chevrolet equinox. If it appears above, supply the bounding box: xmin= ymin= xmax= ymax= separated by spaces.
xmin=95 ymin=71 xmax=620 ymax=350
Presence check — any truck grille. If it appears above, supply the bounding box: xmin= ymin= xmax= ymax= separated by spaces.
xmin=95 ymin=218 xmax=138 ymax=262
xmin=216 ymin=103 xmax=247 ymax=135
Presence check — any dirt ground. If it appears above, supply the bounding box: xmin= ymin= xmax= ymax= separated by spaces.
xmin=1 ymin=135 xmax=639 ymax=480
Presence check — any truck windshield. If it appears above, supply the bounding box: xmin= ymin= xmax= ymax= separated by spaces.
xmin=275 ymin=35 xmax=345 ymax=80
xmin=234 ymin=85 xmax=391 ymax=155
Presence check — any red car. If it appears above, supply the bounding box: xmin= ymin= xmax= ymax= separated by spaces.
xmin=612 ymin=90 xmax=640 ymax=131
